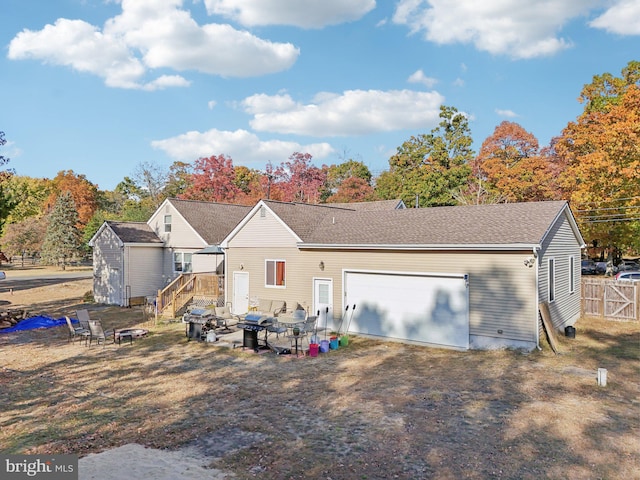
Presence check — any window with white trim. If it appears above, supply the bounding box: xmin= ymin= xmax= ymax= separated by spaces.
xmin=164 ymin=215 xmax=172 ymax=232
xmin=569 ymin=256 xmax=575 ymax=294
xmin=265 ymin=259 xmax=286 ymax=287
xmin=173 ymin=252 xmax=192 ymax=273
xmin=548 ymin=258 xmax=555 ymax=302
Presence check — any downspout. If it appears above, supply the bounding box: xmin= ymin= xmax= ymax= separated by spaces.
xmin=533 ymin=246 xmax=542 ymax=351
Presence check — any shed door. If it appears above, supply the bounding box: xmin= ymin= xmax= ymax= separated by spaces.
xmin=107 ymin=266 xmax=122 ymax=306
xmin=344 ymin=271 xmax=469 ymax=349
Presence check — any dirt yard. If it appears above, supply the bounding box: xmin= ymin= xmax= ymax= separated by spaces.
xmin=0 ymin=266 xmax=638 ymax=479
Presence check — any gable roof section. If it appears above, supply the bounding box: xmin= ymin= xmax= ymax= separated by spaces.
xmin=168 ymin=198 xmax=252 ymax=244
xmin=108 ymin=222 xmax=163 ymax=244
xmin=300 ymin=201 xmax=583 ymax=250
xmin=329 ymin=199 xmax=406 ymax=211
xmin=88 ymin=221 xmax=162 ymax=247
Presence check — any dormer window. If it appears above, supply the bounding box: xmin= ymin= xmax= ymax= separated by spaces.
xmin=164 ymin=215 xmax=172 ymax=232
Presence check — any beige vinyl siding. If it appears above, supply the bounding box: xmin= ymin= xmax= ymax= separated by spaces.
xmin=124 ymin=246 xmax=164 ymax=299
xmin=148 ymin=203 xmax=206 ymax=249
xmin=226 ymin=247 xmax=538 ymax=343
xmin=231 ymin=208 xmax=299 ymax=248
xmin=538 ymin=213 xmax=582 ymax=329
xmin=226 ymin=247 xmax=302 ymax=309
xmin=192 ymin=254 xmax=220 ymax=273
xmin=92 ymin=227 xmax=124 ymax=304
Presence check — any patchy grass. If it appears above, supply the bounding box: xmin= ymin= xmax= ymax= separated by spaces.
xmin=0 ymin=279 xmax=638 ymax=480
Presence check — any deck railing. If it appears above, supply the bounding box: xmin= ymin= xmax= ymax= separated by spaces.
xmin=156 ymin=273 xmax=224 ymax=319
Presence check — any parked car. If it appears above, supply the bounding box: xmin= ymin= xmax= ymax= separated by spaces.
xmin=595 ymin=262 xmax=609 ymax=275
xmin=614 ymin=271 xmax=640 ymax=282
xmin=617 ymin=260 xmax=640 ymax=272
xmin=0 ymin=271 xmax=5 ymax=280
xmin=581 ymin=260 xmax=597 ymax=275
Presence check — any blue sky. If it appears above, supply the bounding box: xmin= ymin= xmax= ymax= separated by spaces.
xmin=1 ymin=0 xmax=638 ymax=191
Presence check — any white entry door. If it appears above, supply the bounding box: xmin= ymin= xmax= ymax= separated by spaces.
xmin=313 ymin=278 xmax=333 ymax=330
xmin=232 ymin=271 xmax=249 ymax=314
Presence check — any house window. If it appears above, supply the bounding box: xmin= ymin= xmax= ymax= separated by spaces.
xmin=266 ymin=259 xmax=285 ymax=287
xmin=569 ymin=256 xmax=575 ymax=294
xmin=174 ymin=252 xmax=192 ymax=273
xmin=548 ymin=258 xmax=555 ymax=302
xmin=164 ymin=215 xmax=172 ymax=233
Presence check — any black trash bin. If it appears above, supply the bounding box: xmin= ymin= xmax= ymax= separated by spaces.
xmin=188 ymin=321 xmax=203 ymax=341
xmin=565 ymin=325 xmax=576 ymax=338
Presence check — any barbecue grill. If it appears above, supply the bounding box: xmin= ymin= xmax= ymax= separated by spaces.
xmin=183 ymin=309 xmax=215 ymax=341
xmin=237 ymin=314 xmax=274 ymax=351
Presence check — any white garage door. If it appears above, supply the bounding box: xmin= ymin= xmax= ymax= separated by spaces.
xmin=344 ymin=270 xmax=469 ymax=349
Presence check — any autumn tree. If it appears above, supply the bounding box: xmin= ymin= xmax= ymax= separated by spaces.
xmin=0 ymin=131 xmax=17 ymax=234
xmin=181 ymin=154 xmax=241 ymax=202
xmin=234 ymin=165 xmax=268 ymax=205
xmin=1 ymin=217 xmax=47 ymax=266
xmin=273 ymin=152 xmax=326 ymax=203
xmin=376 ymin=106 xmax=473 ymax=207
xmin=471 ymin=121 xmax=560 ymax=202
xmin=41 ymin=192 xmax=83 ymax=269
xmin=555 ymin=63 xmax=640 ymax=254
xmin=164 ymin=161 xmax=193 ymax=198
xmin=325 ymin=177 xmax=377 ymax=203
xmin=46 ymin=170 xmax=98 ymax=228
xmin=321 ymin=159 xmax=373 ymax=202
xmin=4 ymin=176 xmax=52 ymax=222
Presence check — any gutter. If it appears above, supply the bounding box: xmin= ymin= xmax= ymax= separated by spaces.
xmin=298 ymin=243 xmax=541 ymax=251
xmin=532 ymin=245 xmax=542 ymax=351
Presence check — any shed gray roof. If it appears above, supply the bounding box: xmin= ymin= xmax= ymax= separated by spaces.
xmin=107 ymin=222 xmax=162 ymax=244
xmin=283 ymin=200 xmax=577 ymax=248
xmin=169 ymin=199 xmax=252 ymax=244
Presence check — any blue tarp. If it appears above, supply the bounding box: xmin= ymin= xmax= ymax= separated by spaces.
xmin=0 ymin=315 xmax=69 ymax=333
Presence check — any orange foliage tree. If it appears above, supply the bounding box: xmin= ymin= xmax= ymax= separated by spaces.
xmin=46 ymin=170 xmax=98 ymax=228
xmin=555 ymin=79 xmax=640 ymax=254
xmin=472 ymin=121 xmax=560 ymax=202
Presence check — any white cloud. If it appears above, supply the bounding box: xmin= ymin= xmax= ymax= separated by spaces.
xmin=7 ymin=0 xmax=299 ymax=89
xmin=392 ymin=0 xmax=602 ymax=59
xmin=407 ymin=69 xmax=438 ymax=87
xmin=151 ymin=128 xmax=335 ymax=163
xmin=208 ymin=100 xmax=217 ymax=110
xmin=590 ymin=0 xmax=640 ymax=35
xmin=241 ymin=89 xmax=445 ymax=136
xmin=203 ymin=0 xmax=376 ymax=28
xmin=495 ymin=108 xmax=518 ymax=118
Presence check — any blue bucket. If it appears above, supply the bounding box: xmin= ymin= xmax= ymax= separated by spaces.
xmin=319 ymin=340 xmax=330 ymax=353
xmin=329 ymin=337 xmax=339 ymax=350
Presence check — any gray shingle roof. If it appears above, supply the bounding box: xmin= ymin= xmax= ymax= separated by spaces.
xmin=170 ymin=199 xmax=252 ymax=244
xmin=107 ymin=222 xmax=162 ymax=244
xmin=295 ymin=201 xmax=573 ymax=247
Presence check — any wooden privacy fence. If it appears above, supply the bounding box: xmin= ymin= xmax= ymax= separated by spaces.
xmin=582 ymin=278 xmax=639 ymax=321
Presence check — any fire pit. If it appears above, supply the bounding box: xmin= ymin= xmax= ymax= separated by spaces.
xmin=115 ymin=328 xmax=148 ymax=345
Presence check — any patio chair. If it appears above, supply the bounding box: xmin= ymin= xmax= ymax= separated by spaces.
xmin=266 ymin=317 xmax=288 ymax=339
xmin=213 ymin=304 xmax=239 ymax=333
xmin=88 ymin=319 xmax=115 ymax=347
xmin=75 ymin=309 xmax=92 ymax=332
xmin=299 ymin=316 xmax=318 ymax=347
xmin=65 ymin=316 xmax=90 ymax=344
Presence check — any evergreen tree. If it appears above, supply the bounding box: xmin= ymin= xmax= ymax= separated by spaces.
xmin=41 ymin=191 xmax=82 ymax=269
